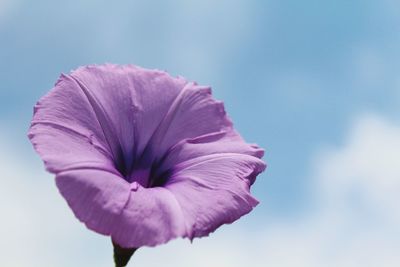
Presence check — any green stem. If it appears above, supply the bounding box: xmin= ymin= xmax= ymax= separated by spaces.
xmin=112 ymin=239 xmax=138 ymax=267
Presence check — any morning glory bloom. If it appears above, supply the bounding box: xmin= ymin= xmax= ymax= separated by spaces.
xmin=28 ymin=64 xmax=266 ymax=265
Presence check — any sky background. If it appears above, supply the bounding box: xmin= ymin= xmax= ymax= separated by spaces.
xmin=1 ymin=0 xmax=400 ymax=266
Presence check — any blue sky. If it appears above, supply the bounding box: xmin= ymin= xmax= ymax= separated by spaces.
xmin=1 ymin=1 xmax=399 ymax=266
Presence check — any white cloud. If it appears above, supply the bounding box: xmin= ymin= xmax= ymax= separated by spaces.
xmin=314 ymin=114 xmax=400 ymax=222
xmin=1 ymin=113 xmax=400 ymax=266
xmin=308 ymin=114 xmax=400 ymax=266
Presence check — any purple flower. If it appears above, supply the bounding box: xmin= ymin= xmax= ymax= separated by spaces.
xmin=28 ymin=64 xmax=266 ymax=250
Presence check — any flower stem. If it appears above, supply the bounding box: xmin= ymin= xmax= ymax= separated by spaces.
xmin=112 ymin=239 xmax=138 ymax=267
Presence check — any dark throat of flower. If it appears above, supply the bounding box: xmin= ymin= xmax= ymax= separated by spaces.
xmin=112 ymin=239 xmax=138 ymax=267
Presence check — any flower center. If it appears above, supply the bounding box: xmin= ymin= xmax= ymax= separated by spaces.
xmin=127 ymin=169 xmax=150 ymax=187
xmin=113 ymin=151 xmax=171 ymax=188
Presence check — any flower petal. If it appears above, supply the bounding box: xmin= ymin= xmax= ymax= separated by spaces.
xmin=71 ymin=65 xmax=188 ymax=173
xmin=28 ymin=73 xmax=116 ymax=173
xmin=29 ymin=64 xmax=188 ymax=176
xmin=56 ymin=169 xmax=130 ymax=235
xmin=165 ymin=153 xmax=266 ymax=239
xmin=144 ymin=83 xmax=233 ymax=164
xmin=29 ymin=123 xmax=118 ymax=174
xmin=157 ymin=130 xmax=264 ymax=184
xmin=56 ymin=169 xmax=187 ymax=248
xmin=111 ymin=185 xmax=187 ymax=248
